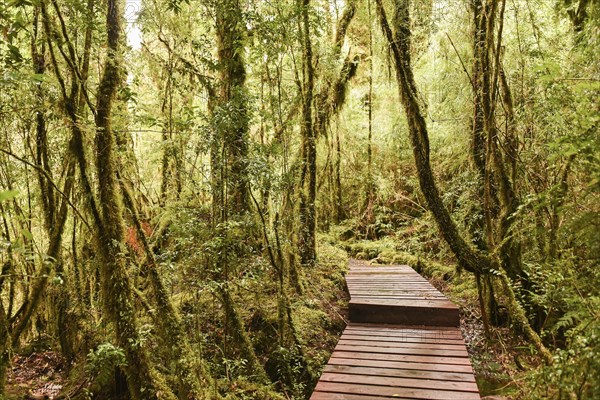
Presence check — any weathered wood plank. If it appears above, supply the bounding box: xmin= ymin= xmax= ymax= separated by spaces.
xmin=331 ymin=350 xmax=473 ymax=366
xmin=341 ymin=334 xmax=465 ymax=345
xmin=349 ymin=302 xmax=460 ymax=326
xmin=319 ymin=372 xmax=479 ymax=392
xmin=342 ymin=329 xmax=463 ymax=339
xmin=346 ymin=323 xmax=464 ymax=333
xmin=327 ymin=357 xmax=475 ymax=374
xmin=323 ymin=364 xmax=476 ymax=382
xmin=337 ymin=339 xmax=468 ymax=352
xmin=311 ymin=391 xmax=402 ymax=399
xmin=334 ymin=344 xmax=469 ymax=358
xmin=312 ymin=381 xmax=481 ymax=400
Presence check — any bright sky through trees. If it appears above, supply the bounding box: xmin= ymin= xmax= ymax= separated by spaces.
xmin=125 ymin=0 xmax=142 ymax=50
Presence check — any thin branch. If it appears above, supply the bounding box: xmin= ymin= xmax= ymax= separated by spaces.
xmin=0 ymin=148 xmax=91 ymax=230
xmin=446 ymin=33 xmax=475 ymax=90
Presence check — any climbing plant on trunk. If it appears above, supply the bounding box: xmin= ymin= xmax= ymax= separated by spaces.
xmin=89 ymin=0 xmax=177 ymax=397
xmin=374 ymin=0 xmax=552 ymax=364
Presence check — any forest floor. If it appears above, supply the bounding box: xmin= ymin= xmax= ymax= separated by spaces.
xmin=5 ymin=350 xmax=66 ymax=399
xmin=3 ymin=236 xmax=535 ymax=400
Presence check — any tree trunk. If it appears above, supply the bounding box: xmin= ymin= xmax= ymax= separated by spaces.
xmin=120 ymin=182 xmax=215 ymax=399
xmin=215 ymin=0 xmax=250 ymax=216
xmin=374 ymin=0 xmax=553 ymax=363
xmin=0 ymin=298 xmax=9 ymax=392
xmin=375 ymin=0 xmax=491 ymax=275
xmin=92 ymin=0 xmax=176 ymax=398
xmin=298 ymin=0 xmax=317 ymax=266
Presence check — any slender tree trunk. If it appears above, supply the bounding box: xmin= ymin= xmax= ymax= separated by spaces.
xmin=160 ymin=65 xmax=173 ymax=206
xmin=0 ymin=295 xmax=9 ymax=392
xmin=335 ymin=128 xmax=344 ymax=222
xmin=120 ymin=182 xmax=215 ymax=399
xmin=477 ymin=0 xmax=526 ymax=285
xmin=299 ymin=0 xmax=317 ymax=266
xmin=362 ymin=0 xmax=376 ymax=234
xmin=215 ymin=0 xmax=250 ymax=216
xmin=8 ymin=4 xmax=76 ymax=356
xmin=92 ymin=0 xmax=176 ymax=398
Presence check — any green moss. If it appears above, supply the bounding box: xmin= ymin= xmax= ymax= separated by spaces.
xmin=220 ymin=377 xmax=285 ymax=400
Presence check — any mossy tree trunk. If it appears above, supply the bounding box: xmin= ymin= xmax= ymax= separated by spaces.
xmin=90 ymin=0 xmax=177 ymax=398
xmin=120 ymin=182 xmax=215 ymax=399
xmin=159 ymin=52 xmax=179 ymax=206
xmin=214 ymin=0 xmax=250 ymax=218
xmin=3 ymin=3 xmax=79 ymax=368
xmin=471 ymin=0 xmax=533 ymax=327
xmin=374 ymin=0 xmax=491 ymax=275
xmin=0 ymin=289 xmax=9 ymax=392
xmin=374 ymin=0 xmax=553 ymax=364
xmin=298 ymin=0 xmax=317 ymax=267
xmin=211 ymin=1 xmax=269 ymax=384
xmin=470 ymin=0 xmax=493 ymax=250
xmin=470 ymin=0 xmax=498 ymax=329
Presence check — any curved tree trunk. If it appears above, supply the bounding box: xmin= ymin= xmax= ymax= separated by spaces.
xmin=120 ymin=181 xmax=216 ymax=399
xmin=374 ymin=0 xmax=552 ymax=364
xmin=374 ymin=0 xmax=491 ymax=275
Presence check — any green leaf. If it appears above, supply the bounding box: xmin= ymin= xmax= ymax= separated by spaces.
xmin=7 ymin=44 xmax=23 ymax=62
xmin=21 ymin=229 xmax=33 ymax=240
xmin=0 ymin=190 xmax=18 ymax=201
xmin=31 ymin=73 xmax=45 ymax=83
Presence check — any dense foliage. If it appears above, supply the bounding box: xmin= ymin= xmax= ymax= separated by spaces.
xmin=0 ymin=0 xmax=598 ymax=399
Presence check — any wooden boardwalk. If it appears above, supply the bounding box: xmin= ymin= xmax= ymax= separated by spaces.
xmin=311 ymin=260 xmax=480 ymax=400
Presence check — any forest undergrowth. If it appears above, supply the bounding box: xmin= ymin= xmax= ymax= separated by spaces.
xmin=3 ymin=222 xmax=530 ymax=400
xmin=3 ymin=226 xmax=350 ymax=400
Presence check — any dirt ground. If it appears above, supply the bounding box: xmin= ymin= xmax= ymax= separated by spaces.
xmin=5 ymin=351 xmax=66 ymax=400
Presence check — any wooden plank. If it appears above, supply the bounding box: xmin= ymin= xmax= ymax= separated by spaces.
xmin=337 ymin=339 xmax=468 ymax=352
xmin=346 ymin=272 xmax=417 ymax=276
xmin=349 ymin=291 xmax=446 ymax=295
xmin=320 ymin=372 xmax=479 ymax=392
xmin=349 ymin=299 xmax=456 ymax=308
xmin=334 ymin=344 xmax=469 ymax=358
xmin=349 ymin=302 xmax=460 ymax=326
xmin=331 ymin=350 xmax=473 ymax=366
xmin=347 ymin=286 xmax=434 ymax=289
xmin=341 ymin=334 xmax=465 ymax=345
xmin=324 ymin=364 xmax=476 ymax=383
xmin=311 ymin=392 xmax=401 ymax=400
xmin=348 ymin=286 xmax=435 ymax=289
xmin=346 ymin=323 xmax=463 ymax=332
xmin=348 ymin=289 xmax=437 ymax=292
xmin=342 ymin=330 xmax=464 ymax=340
xmin=344 ymin=326 xmax=464 ymax=340
xmin=346 ymin=277 xmax=429 ymax=280
xmin=327 ymin=357 xmax=475 ymax=374
xmin=348 ymin=290 xmax=447 ymax=295
xmin=313 ymin=382 xmax=481 ymax=400
xmin=348 ymin=290 xmax=435 ymax=292
xmin=349 ymin=296 xmax=448 ymax=302
xmin=344 ymin=325 xmax=463 ymax=335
